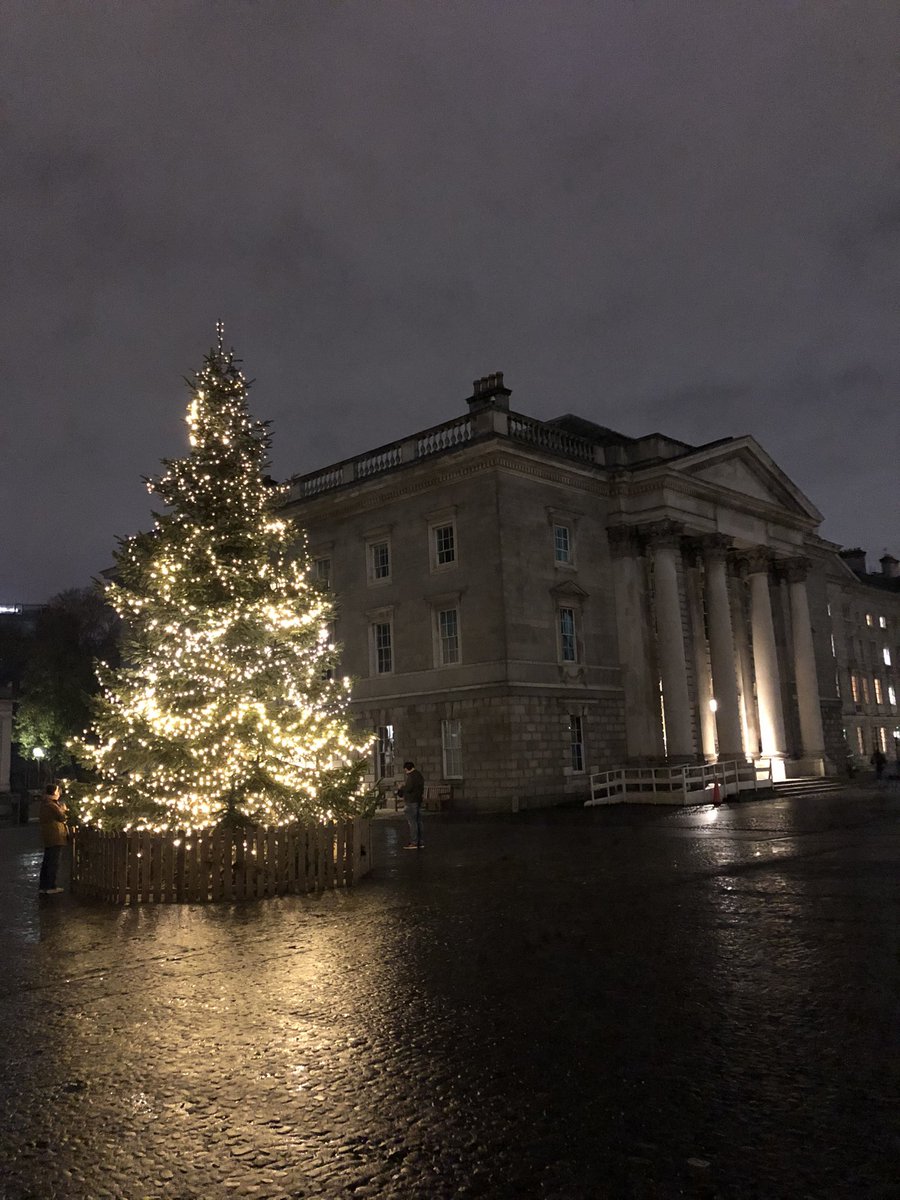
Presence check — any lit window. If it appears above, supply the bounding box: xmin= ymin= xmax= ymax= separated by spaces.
xmin=866 ymin=613 xmax=874 ymax=627
xmin=554 ymin=524 xmax=572 ymax=564
xmin=874 ymin=678 xmax=884 ymax=704
xmin=559 ymin=607 xmax=577 ymax=662
xmin=434 ymin=524 xmax=456 ymax=566
xmin=374 ymin=724 xmax=395 ymax=780
xmin=889 ymin=685 xmax=897 ymax=707
xmin=370 ymin=540 xmax=391 ymax=581
xmin=862 ymin=677 xmax=870 ymax=704
xmin=437 ymin=607 xmax=460 ymax=665
xmin=851 ymin=674 xmax=860 ymax=703
xmin=569 ymin=714 xmax=585 ymax=773
xmin=441 ymin=719 xmax=463 ymax=779
xmin=372 ymin=622 xmax=393 ymax=674
xmin=830 ymin=634 xmax=837 ymax=659
xmin=879 ymin=616 xmax=887 ymax=629
xmin=857 ymin=728 xmax=865 ymax=753
xmin=879 ymin=727 xmax=888 ymax=753
xmin=884 ymin=648 xmax=892 ymax=667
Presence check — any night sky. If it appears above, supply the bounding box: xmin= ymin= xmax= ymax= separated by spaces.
xmin=3 ymin=1 xmax=898 ymax=603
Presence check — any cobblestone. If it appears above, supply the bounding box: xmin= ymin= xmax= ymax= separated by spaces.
xmin=1 ymin=788 xmax=898 ymax=1198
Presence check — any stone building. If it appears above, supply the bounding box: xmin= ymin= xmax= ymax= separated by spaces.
xmin=281 ymin=373 xmax=846 ymax=810
xmin=825 ymin=550 xmax=900 ymax=770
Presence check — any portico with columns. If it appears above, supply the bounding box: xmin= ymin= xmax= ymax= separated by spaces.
xmin=606 ymin=438 xmax=831 ymax=780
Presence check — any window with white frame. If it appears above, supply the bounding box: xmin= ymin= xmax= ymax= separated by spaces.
xmin=321 ymin=620 xmax=336 ymax=680
xmin=436 ymin=606 xmax=460 ymax=665
xmin=369 ymin=539 xmax=391 ymax=582
xmin=559 ymin=606 xmax=577 ymax=662
xmin=569 ymin=714 xmax=585 ymax=773
xmin=433 ymin=523 xmax=456 ymax=567
xmin=554 ymin=524 xmax=572 ymax=564
xmin=441 ymin=719 xmax=463 ymax=778
xmin=371 ymin=620 xmax=393 ymax=675
xmin=313 ymin=556 xmax=332 ymax=587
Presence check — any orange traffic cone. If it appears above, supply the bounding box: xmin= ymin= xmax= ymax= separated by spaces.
xmin=712 ymin=779 xmax=721 ymax=806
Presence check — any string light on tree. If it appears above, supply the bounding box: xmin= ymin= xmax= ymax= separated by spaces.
xmin=73 ymin=329 xmax=371 ymax=832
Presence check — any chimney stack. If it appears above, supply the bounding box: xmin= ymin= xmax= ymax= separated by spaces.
xmin=880 ymin=554 xmax=900 ymax=579
xmin=840 ymin=548 xmax=868 ymax=576
xmin=466 ymin=372 xmax=511 ymax=414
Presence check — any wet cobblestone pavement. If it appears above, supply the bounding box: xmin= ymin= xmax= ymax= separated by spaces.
xmin=1 ymin=789 xmax=899 ymax=1199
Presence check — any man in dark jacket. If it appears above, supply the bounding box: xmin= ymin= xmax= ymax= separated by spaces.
xmin=399 ymin=760 xmax=425 ymax=849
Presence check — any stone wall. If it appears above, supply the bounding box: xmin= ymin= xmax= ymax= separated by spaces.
xmin=357 ymin=687 xmax=626 ymax=812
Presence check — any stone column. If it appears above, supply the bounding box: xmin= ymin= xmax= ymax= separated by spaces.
xmin=647 ymin=521 xmax=694 ymax=759
xmin=729 ymin=569 xmax=760 ymax=757
xmin=684 ymin=544 xmax=717 ymax=761
xmin=743 ymin=549 xmax=787 ymax=775
xmin=702 ymin=535 xmax=745 ymax=761
xmin=783 ymin=557 xmax=826 ymax=773
xmin=608 ymin=525 xmax=664 ymax=760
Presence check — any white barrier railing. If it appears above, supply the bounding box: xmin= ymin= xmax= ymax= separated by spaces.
xmin=587 ymin=760 xmax=772 ymax=807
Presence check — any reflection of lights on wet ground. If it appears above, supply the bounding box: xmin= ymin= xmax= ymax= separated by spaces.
xmin=694 ymin=806 xmax=719 ymax=825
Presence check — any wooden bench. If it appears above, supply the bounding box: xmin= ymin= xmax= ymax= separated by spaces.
xmin=423 ymin=784 xmax=452 ymax=812
xmin=387 ymin=781 xmax=452 ymax=811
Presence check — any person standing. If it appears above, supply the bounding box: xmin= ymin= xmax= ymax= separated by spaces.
xmin=39 ymin=783 xmax=68 ymax=895
xmin=399 ymin=760 xmax=425 ymax=850
xmin=871 ymin=747 xmax=887 ymax=781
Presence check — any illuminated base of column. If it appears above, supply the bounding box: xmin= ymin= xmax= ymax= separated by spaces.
xmin=758 ymin=755 xmax=787 ymax=783
xmin=791 ymin=755 xmax=826 ymax=778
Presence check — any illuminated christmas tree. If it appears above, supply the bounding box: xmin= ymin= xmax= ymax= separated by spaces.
xmin=74 ymin=329 xmax=370 ymax=832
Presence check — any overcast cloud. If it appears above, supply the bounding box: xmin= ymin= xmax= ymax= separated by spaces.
xmin=2 ymin=0 xmax=898 ymax=601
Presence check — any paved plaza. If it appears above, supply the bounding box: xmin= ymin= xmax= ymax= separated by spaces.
xmin=1 ymin=788 xmax=898 ymax=1199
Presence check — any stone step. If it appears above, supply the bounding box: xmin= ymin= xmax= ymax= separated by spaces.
xmin=773 ymin=777 xmax=846 ymax=796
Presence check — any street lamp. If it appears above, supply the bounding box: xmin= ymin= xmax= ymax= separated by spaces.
xmin=32 ymin=746 xmax=45 ymax=789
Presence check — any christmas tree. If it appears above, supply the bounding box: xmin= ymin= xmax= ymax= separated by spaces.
xmin=74 ymin=329 xmax=370 ymax=832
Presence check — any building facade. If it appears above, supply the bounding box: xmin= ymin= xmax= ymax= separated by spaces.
xmin=825 ymin=550 xmax=900 ymax=770
xmin=281 ymin=374 xmax=858 ymax=810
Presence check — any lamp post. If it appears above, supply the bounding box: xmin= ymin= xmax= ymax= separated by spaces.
xmin=33 ymin=746 xmax=45 ymax=790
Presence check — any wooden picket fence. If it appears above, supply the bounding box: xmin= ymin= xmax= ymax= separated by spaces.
xmin=70 ymin=819 xmax=372 ymax=904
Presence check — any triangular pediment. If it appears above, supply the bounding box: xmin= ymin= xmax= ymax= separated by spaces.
xmin=672 ymin=437 xmax=822 ymax=522
xmin=550 ymin=579 xmax=590 ymax=600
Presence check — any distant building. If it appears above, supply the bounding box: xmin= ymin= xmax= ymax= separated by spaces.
xmin=0 ymin=604 xmax=44 ymax=793
xmin=281 ymin=373 xmax=856 ymax=810
xmin=826 ymin=551 xmax=900 ymax=768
